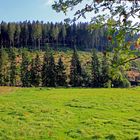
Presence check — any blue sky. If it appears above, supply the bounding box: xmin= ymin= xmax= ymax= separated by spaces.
xmin=0 ymin=0 xmax=91 ymax=23
xmin=0 ymin=0 xmax=139 ymax=23
xmin=0 ymin=0 xmax=63 ymax=22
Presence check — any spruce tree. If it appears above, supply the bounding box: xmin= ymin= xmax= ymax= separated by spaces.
xmin=56 ymin=57 xmax=67 ymax=86
xmin=20 ymin=51 xmax=31 ymax=87
xmin=0 ymin=49 xmax=9 ymax=86
xmin=48 ymin=54 xmax=56 ymax=87
xmin=30 ymin=54 xmax=41 ymax=87
xmin=0 ymin=49 xmax=5 ymax=86
xmin=42 ymin=48 xmax=56 ymax=87
xmin=9 ymin=48 xmax=17 ymax=86
xmin=42 ymin=50 xmax=50 ymax=87
xmin=7 ymin=22 xmax=16 ymax=47
xmin=91 ymin=49 xmax=101 ymax=87
xmin=101 ymin=52 xmax=110 ymax=88
xmin=69 ymin=47 xmax=83 ymax=87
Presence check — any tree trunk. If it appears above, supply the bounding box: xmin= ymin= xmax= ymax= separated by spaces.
xmin=38 ymin=39 xmax=40 ymax=50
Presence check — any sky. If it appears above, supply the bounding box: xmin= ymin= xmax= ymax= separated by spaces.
xmin=0 ymin=0 xmax=92 ymax=23
xmin=0 ymin=0 xmax=139 ymax=23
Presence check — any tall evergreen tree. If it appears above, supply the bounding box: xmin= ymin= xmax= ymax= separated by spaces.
xmin=42 ymin=48 xmax=50 ymax=87
xmin=1 ymin=21 xmax=8 ymax=48
xmin=61 ymin=23 xmax=67 ymax=45
xmin=20 ymin=51 xmax=31 ymax=87
xmin=42 ymin=47 xmax=56 ymax=87
xmin=48 ymin=54 xmax=56 ymax=87
xmin=20 ymin=22 xmax=29 ymax=47
xmin=30 ymin=54 xmax=42 ymax=87
xmin=0 ymin=49 xmax=9 ymax=86
xmin=7 ymin=22 xmax=16 ymax=47
xmin=9 ymin=48 xmax=17 ymax=86
xmin=0 ymin=49 xmax=5 ymax=85
xmin=56 ymin=57 xmax=67 ymax=86
xmin=51 ymin=23 xmax=60 ymax=49
xmin=91 ymin=49 xmax=101 ymax=87
xmin=14 ymin=24 xmax=21 ymax=47
xmin=69 ymin=47 xmax=83 ymax=87
xmin=32 ymin=21 xmax=42 ymax=50
xmin=101 ymin=52 xmax=110 ymax=87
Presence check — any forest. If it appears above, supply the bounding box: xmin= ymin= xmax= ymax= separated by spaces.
xmin=0 ymin=47 xmax=131 ymax=88
xmin=0 ymin=21 xmax=130 ymax=51
xmin=0 ymin=21 xmax=139 ymax=88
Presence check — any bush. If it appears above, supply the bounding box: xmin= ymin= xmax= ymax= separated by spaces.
xmin=121 ymin=78 xmax=131 ymax=88
xmin=103 ymin=80 xmax=112 ymax=88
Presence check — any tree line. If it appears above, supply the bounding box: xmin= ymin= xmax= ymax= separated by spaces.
xmin=0 ymin=47 xmax=130 ymax=88
xmin=0 ymin=21 xmax=110 ymax=50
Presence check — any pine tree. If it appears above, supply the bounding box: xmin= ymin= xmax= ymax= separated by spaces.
xmin=30 ymin=54 xmax=42 ymax=87
xmin=69 ymin=47 xmax=83 ymax=87
xmin=9 ymin=48 xmax=17 ymax=86
xmin=20 ymin=51 xmax=31 ymax=87
xmin=56 ymin=57 xmax=67 ymax=86
xmin=91 ymin=49 xmax=101 ymax=87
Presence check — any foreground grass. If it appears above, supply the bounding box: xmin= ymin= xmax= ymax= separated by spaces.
xmin=0 ymin=87 xmax=140 ymax=140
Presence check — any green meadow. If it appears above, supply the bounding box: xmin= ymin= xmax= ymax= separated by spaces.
xmin=0 ymin=87 xmax=140 ymax=140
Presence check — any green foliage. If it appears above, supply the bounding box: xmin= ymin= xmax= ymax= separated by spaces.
xmin=30 ymin=54 xmax=42 ymax=87
xmin=53 ymin=0 xmax=140 ymax=71
xmin=0 ymin=48 xmax=137 ymax=88
xmin=9 ymin=48 xmax=17 ymax=86
xmin=56 ymin=57 xmax=67 ymax=86
xmin=32 ymin=21 xmax=42 ymax=49
xmin=7 ymin=22 xmax=16 ymax=47
xmin=69 ymin=47 xmax=83 ymax=87
xmin=121 ymin=78 xmax=131 ymax=88
xmin=101 ymin=53 xmax=111 ymax=88
xmin=0 ymin=21 xmax=117 ymax=51
xmin=111 ymin=69 xmax=131 ymax=88
xmin=20 ymin=51 xmax=31 ymax=87
xmin=42 ymin=48 xmax=56 ymax=87
xmin=0 ymin=49 xmax=9 ymax=86
xmin=91 ymin=49 xmax=101 ymax=87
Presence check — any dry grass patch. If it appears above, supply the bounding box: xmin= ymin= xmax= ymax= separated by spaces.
xmin=0 ymin=87 xmax=17 ymax=95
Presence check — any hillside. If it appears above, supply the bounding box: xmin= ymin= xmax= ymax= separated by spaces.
xmin=16 ymin=48 xmax=92 ymax=75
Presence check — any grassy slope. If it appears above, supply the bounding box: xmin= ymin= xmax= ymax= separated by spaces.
xmin=0 ymin=88 xmax=140 ymax=140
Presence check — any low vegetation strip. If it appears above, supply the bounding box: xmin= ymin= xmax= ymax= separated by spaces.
xmin=0 ymin=88 xmax=140 ymax=139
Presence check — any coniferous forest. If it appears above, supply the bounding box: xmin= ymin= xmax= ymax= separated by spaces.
xmin=0 ymin=47 xmax=131 ymax=88
xmin=0 ymin=21 xmax=111 ymax=50
xmin=0 ymin=21 xmax=139 ymax=88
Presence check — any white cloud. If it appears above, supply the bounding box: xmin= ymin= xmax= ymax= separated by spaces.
xmin=44 ymin=0 xmax=54 ymax=6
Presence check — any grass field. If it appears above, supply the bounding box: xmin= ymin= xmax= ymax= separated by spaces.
xmin=0 ymin=87 xmax=140 ymax=140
